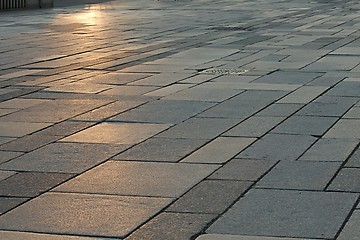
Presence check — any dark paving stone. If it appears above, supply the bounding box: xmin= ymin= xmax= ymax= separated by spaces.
xmin=167 ymin=180 xmax=251 ymax=214
xmin=271 ymin=116 xmax=338 ymax=136
xmin=237 ymin=134 xmax=317 ymax=161
xmin=0 ymin=151 xmax=23 ymax=165
xmin=256 ymin=161 xmax=341 ymax=190
xmin=257 ymin=103 xmax=304 ymax=117
xmin=209 ymin=159 xmax=277 ymax=181
xmin=113 ymin=137 xmax=207 ymax=162
xmin=0 ymin=172 xmax=74 ymax=197
xmin=0 ymin=192 xmax=172 ymax=238
xmin=254 ymin=71 xmax=322 ymax=85
xmin=207 ymin=189 xmax=358 ymax=239
xmin=0 ymin=197 xmax=28 ymax=215
xmin=0 ymin=134 xmax=62 ymax=152
xmin=295 ymin=101 xmax=355 ymax=117
xmin=125 ymin=212 xmax=216 ymax=240
xmin=0 ymin=143 xmax=129 ymax=173
xmin=36 ymin=121 xmax=96 ymax=136
xmin=110 ymin=100 xmax=215 ymax=124
xmin=327 ymin=81 xmax=360 ymax=97
xmin=327 ymin=168 xmax=360 ymax=192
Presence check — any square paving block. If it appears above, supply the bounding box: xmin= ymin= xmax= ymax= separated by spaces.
xmin=0 ymin=122 xmax=51 ymax=137
xmin=0 ymin=143 xmax=128 ymax=173
xmin=207 ymin=189 xmax=358 ymax=239
xmin=237 ymin=134 xmax=316 ymax=161
xmin=324 ymin=119 xmax=360 ymax=139
xmin=0 ymin=192 xmax=172 ymax=238
xmin=0 ymin=231 xmax=107 ymax=240
xmin=337 ymin=210 xmax=360 ymax=240
xmin=327 ymin=168 xmax=360 ymax=192
xmin=255 ymin=161 xmax=341 ymax=190
xmin=60 ymin=122 xmax=171 ymax=145
xmin=54 ymin=161 xmax=219 ymax=198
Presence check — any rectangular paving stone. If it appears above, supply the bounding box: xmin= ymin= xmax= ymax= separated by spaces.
xmin=299 ymin=138 xmax=358 ymax=162
xmin=257 ymin=103 xmax=304 ymax=117
xmin=181 ymin=137 xmax=256 ymax=164
xmin=0 ymin=231 xmax=107 ymax=240
xmin=337 ymin=210 xmax=360 ymax=240
xmin=271 ymin=116 xmax=338 ymax=136
xmin=253 ymin=71 xmax=322 ymax=85
xmin=0 ymin=197 xmax=28 ymax=215
xmin=209 ymin=159 xmax=277 ymax=181
xmin=344 ymin=107 xmax=360 ymax=119
xmin=145 ymin=83 xmax=195 ymax=97
xmin=277 ymin=86 xmax=328 ymax=104
xmin=60 ymin=122 xmax=171 ymax=145
xmin=346 ymin=147 xmax=360 ymax=167
xmin=296 ymin=101 xmax=355 ymax=117
xmin=113 ymin=137 xmax=207 ymax=162
xmin=326 ymin=81 xmax=360 ymax=97
xmin=54 ymin=161 xmax=219 ymax=198
xmin=206 ymin=189 xmax=358 ymax=239
xmin=256 ymin=161 xmax=341 ymax=190
xmin=0 ymin=98 xmax=51 ymax=109
xmin=167 ymin=180 xmax=251 ymax=214
xmin=36 ymin=121 xmax=96 ymax=136
xmin=237 ymin=134 xmax=317 ymax=161
xmin=327 ymin=168 xmax=360 ymax=192
xmin=110 ymin=100 xmax=214 ymax=124
xmin=100 ymin=85 xmax=159 ymax=96
xmin=0 ymin=170 xmax=16 ymax=181
xmin=0 ymin=192 xmax=172 ymax=238
xmin=129 ymin=73 xmax=193 ymax=86
xmin=196 ymin=234 xmax=319 ymax=240
xmin=223 ymin=116 xmax=285 ymax=137
xmin=0 ymin=122 xmax=52 ymax=137
xmin=0 ymin=172 xmax=74 ymax=197
xmin=303 ymin=56 xmax=360 ymax=71
xmin=324 ymin=119 xmax=360 ymax=138
xmin=157 ymin=118 xmax=240 ymax=140
xmin=0 ymin=151 xmax=23 ymax=164
xmin=0 ymin=134 xmax=62 ymax=152
xmin=126 ymin=212 xmax=216 ymax=240
xmin=0 ymin=143 xmax=128 ymax=173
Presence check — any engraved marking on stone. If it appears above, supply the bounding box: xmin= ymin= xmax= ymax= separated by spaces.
xmin=200 ymin=68 xmax=249 ymax=75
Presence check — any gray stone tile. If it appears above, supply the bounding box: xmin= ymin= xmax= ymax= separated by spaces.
xmin=277 ymin=86 xmax=328 ymax=104
xmin=145 ymin=83 xmax=195 ymax=97
xmin=113 ymin=137 xmax=207 ymax=162
xmin=253 ymin=71 xmax=322 ymax=85
xmin=327 ymin=81 xmax=360 ymax=97
xmin=196 ymin=234 xmax=316 ymax=240
xmin=54 ymin=161 xmax=219 ymax=198
xmin=0 ymin=151 xmax=23 ymax=165
xmin=271 ymin=116 xmax=338 ymax=136
xmin=0 ymin=122 xmax=52 ymax=137
xmin=0 ymin=134 xmax=62 ymax=152
xmin=110 ymin=100 xmax=214 ymax=124
xmin=100 ymin=85 xmax=159 ymax=96
xmin=0 ymin=231 xmax=106 ymax=240
xmin=126 ymin=212 xmax=216 ymax=240
xmin=207 ymin=189 xmax=358 ymax=239
xmin=167 ymin=180 xmax=251 ymax=214
xmin=0 ymin=108 xmax=18 ymax=117
xmin=0 ymin=170 xmax=16 ymax=181
xmin=303 ymin=56 xmax=359 ymax=71
xmin=257 ymin=103 xmax=304 ymax=117
xmin=61 ymin=122 xmax=170 ymax=145
xmin=299 ymin=138 xmax=358 ymax=162
xmin=84 ymin=72 xmax=151 ymax=85
xmin=223 ymin=116 xmax=285 ymax=137
xmin=256 ymin=161 xmax=341 ymax=190
xmin=327 ymin=168 xmax=360 ymax=192
xmin=346 ymin=147 xmax=360 ymax=167
xmin=0 ymin=192 xmax=171 ymax=238
xmin=0 ymin=172 xmax=75 ymax=197
xmin=0 ymin=137 xmax=16 ymax=145
xmin=344 ymin=107 xmax=360 ymax=119
xmin=129 ymin=73 xmax=194 ymax=86
xmin=0 ymin=197 xmax=28 ymax=215
xmin=209 ymin=159 xmax=277 ymax=181
xmin=157 ymin=118 xmax=239 ymax=140
xmin=181 ymin=137 xmax=256 ymax=164
xmin=296 ymin=101 xmax=354 ymax=117
xmin=324 ymin=119 xmax=360 ymax=139
xmin=237 ymin=134 xmax=317 ymax=161
xmin=36 ymin=121 xmax=96 ymax=136
xmin=337 ymin=210 xmax=360 ymax=240
xmin=0 ymin=143 xmax=128 ymax=173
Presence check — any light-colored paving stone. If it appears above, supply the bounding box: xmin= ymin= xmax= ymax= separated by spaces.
xmin=324 ymin=119 xmax=360 ymax=139
xmin=0 ymin=122 xmax=52 ymax=137
xmin=337 ymin=210 xmax=360 ymax=240
xmin=277 ymin=86 xmax=329 ymax=104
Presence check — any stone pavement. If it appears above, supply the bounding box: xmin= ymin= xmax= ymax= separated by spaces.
xmin=0 ymin=0 xmax=360 ymax=239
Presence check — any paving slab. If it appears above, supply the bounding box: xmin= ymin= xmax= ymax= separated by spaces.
xmin=327 ymin=168 xmax=360 ymax=192
xmin=207 ymin=189 xmax=358 ymax=239
xmin=346 ymin=147 xmax=360 ymax=167
xmin=324 ymin=119 xmax=360 ymax=139
xmin=0 ymin=197 xmax=28 ymax=215
xmin=0 ymin=122 xmax=52 ymax=137
xmin=54 ymin=161 xmax=219 ymax=197
xmin=196 ymin=234 xmax=317 ymax=240
xmin=0 ymin=231 xmax=108 ymax=240
xmin=0 ymin=192 xmax=171 ymax=238
xmin=337 ymin=210 xmax=360 ymax=240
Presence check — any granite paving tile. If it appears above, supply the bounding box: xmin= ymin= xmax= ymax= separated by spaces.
xmin=0 ymin=108 xmax=18 ymax=117
xmin=277 ymin=86 xmax=328 ymax=104
xmin=346 ymin=147 xmax=360 ymax=168
xmin=157 ymin=118 xmax=240 ymax=139
xmin=255 ymin=161 xmax=341 ymax=190
xmin=0 ymin=170 xmax=16 ymax=181
xmin=110 ymin=100 xmax=214 ymax=124
xmin=0 ymin=231 xmax=107 ymax=240
xmin=237 ymin=134 xmax=317 ymax=161
xmin=337 ymin=210 xmax=360 ymax=240
xmin=295 ymin=101 xmax=355 ymax=117
xmin=0 ymin=122 xmax=52 ymax=137
xmin=223 ymin=116 xmax=285 ymax=137
xmin=327 ymin=168 xmax=360 ymax=192
xmin=0 ymin=143 xmax=128 ymax=173
xmin=271 ymin=116 xmax=338 ymax=136
xmin=0 ymin=192 xmax=172 ymax=238
xmin=60 ymin=122 xmax=170 ymax=145
xmin=0 ymin=98 xmax=51 ymax=109
xmin=0 ymin=172 xmax=75 ymax=197
xmin=100 ymin=85 xmax=159 ymax=96
xmin=0 ymin=134 xmax=62 ymax=152
xmin=54 ymin=161 xmax=219 ymax=198
xmin=303 ymin=56 xmax=360 ymax=71
xmin=196 ymin=234 xmax=317 ymax=240
xmin=344 ymin=107 xmax=360 ymax=119
xmin=44 ymin=83 xmax=111 ymax=94
xmin=128 ymin=73 xmax=193 ymax=86
xmin=0 ymin=151 xmax=23 ymax=164
xmin=167 ymin=180 xmax=251 ymax=214
xmin=299 ymin=138 xmax=358 ymax=162
xmin=326 ymin=81 xmax=360 ymax=97
xmin=0 ymin=197 xmax=28 ymax=215
xmin=253 ymin=71 xmax=322 ymax=85
xmin=125 ymin=212 xmax=216 ymax=240
xmin=113 ymin=137 xmax=207 ymax=162
xmin=145 ymin=83 xmax=195 ymax=97
xmin=35 ymin=121 xmax=96 ymax=136
xmin=206 ymin=189 xmax=358 ymax=239
xmin=181 ymin=137 xmax=256 ymax=164
xmin=324 ymin=119 xmax=360 ymax=139
xmin=209 ymin=159 xmax=277 ymax=181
